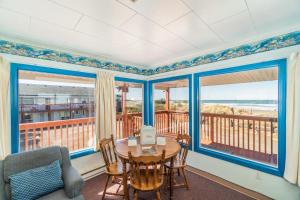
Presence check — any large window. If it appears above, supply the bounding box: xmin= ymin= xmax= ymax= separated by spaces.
xmin=11 ymin=64 xmax=96 ymax=156
xmin=115 ymin=79 xmax=144 ymax=139
xmin=194 ymin=60 xmax=286 ymax=175
xmin=150 ymin=76 xmax=192 ymax=138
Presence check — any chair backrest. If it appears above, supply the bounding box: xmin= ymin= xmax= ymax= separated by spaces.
xmin=99 ymin=134 xmax=118 ymax=172
xmin=176 ymin=134 xmax=190 ymax=165
xmin=128 ymin=150 xmax=165 ymax=189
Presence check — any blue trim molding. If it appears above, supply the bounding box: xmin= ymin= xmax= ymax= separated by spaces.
xmin=1 ymin=30 xmax=300 ymax=75
xmin=193 ymin=59 xmax=286 ymax=176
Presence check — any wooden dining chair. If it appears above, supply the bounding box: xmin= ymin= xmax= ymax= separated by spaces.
xmin=164 ymin=133 xmax=190 ymax=190
xmin=128 ymin=150 xmax=166 ymax=200
xmin=99 ymin=134 xmax=129 ymax=200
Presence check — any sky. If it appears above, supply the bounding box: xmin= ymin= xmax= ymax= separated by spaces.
xmin=21 ymin=79 xmax=278 ymax=102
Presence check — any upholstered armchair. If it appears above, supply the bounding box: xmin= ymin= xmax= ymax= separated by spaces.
xmin=0 ymin=146 xmax=84 ymax=200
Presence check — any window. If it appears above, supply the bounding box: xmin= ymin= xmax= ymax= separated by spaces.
xmin=11 ymin=64 xmax=96 ymax=156
xmin=194 ymin=60 xmax=286 ymax=175
xmin=115 ymin=79 xmax=144 ymax=139
xmin=150 ymin=76 xmax=192 ymax=138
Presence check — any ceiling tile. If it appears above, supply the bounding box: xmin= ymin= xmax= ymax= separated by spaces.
xmin=28 ymin=19 xmax=124 ymax=57
xmin=118 ymin=0 xmax=190 ymax=26
xmin=246 ymin=0 xmax=300 ymax=33
xmin=120 ymin=14 xmax=177 ymax=44
xmin=0 ymin=8 xmax=30 ymax=37
xmin=159 ymin=38 xmax=198 ymax=55
xmin=0 ymin=0 xmax=81 ymax=29
xmin=51 ymin=0 xmax=136 ymax=27
xmin=166 ymin=13 xmax=222 ymax=50
xmin=183 ymin=0 xmax=247 ymax=24
xmin=113 ymin=41 xmax=172 ymax=66
xmin=210 ymin=11 xmax=256 ymax=42
xmin=75 ymin=16 xmax=138 ymax=46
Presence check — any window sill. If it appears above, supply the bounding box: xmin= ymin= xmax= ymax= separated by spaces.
xmin=70 ymin=148 xmax=97 ymax=159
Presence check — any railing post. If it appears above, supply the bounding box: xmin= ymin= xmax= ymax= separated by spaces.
xmin=210 ymin=116 xmax=214 ymax=143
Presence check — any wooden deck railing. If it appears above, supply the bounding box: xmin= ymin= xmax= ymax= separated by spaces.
xmin=154 ymin=111 xmax=189 ymax=136
xmin=19 ymin=112 xmax=143 ymax=152
xmin=19 ymin=117 xmax=95 ymax=152
xmin=200 ymin=112 xmax=278 ymax=165
xmin=18 ymin=111 xmax=278 ymax=165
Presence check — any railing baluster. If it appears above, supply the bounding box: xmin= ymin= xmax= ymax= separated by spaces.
xmin=264 ymin=121 xmax=267 ymax=154
xmin=253 ymin=120 xmax=255 ymax=151
xmin=247 ymin=120 xmax=250 ymax=150
xmin=271 ymin=122 xmax=273 ymax=155
xmin=258 ymin=120 xmax=261 ymax=153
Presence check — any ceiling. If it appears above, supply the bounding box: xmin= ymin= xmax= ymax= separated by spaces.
xmin=0 ymin=0 xmax=299 ymax=68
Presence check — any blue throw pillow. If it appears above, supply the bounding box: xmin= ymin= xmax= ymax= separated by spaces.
xmin=9 ymin=160 xmax=64 ymax=200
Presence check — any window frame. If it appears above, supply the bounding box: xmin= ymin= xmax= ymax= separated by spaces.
xmin=193 ymin=59 xmax=287 ymax=176
xmin=149 ymin=75 xmax=193 ymax=145
xmin=10 ymin=63 xmax=97 ymax=159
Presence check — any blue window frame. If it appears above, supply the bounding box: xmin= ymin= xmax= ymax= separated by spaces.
xmin=11 ymin=63 xmax=97 ymax=159
xmin=149 ymin=75 xmax=193 ymax=145
xmin=193 ymin=59 xmax=286 ymax=176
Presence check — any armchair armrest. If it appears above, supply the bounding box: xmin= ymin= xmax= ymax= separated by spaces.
xmin=63 ymin=166 xmax=84 ymax=198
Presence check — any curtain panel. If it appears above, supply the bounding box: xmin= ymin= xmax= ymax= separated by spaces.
xmin=284 ymin=52 xmax=300 ymax=186
xmin=95 ymin=71 xmax=116 ymax=150
xmin=0 ymin=56 xmax=10 ymax=159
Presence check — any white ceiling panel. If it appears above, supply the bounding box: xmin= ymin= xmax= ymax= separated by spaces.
xmin=118 ymin=0 xmax=190 ymax=26
xmin=183 ymin=0 xmax=247 ymax=24
xmin=166 ymin=13 xmax=222 ymax=50
xmin=0 ymin=0 xmax=81 ymax=29
xmin=210 ymin=11 xmax=256 ymax=42
xmin=0 ymin=0 xmax=299 ymax=68
xmin=159 ymin=38 xmax=198 ymax=55
xmin=28 ymin=19 xmax=124 ymax=57
xmin=246 ymin=0 xmax=300 ymax=33
xmin=0 ymin=8 xmax=30 ymax=37
xmin=75 ymin=16 xmax=138 ymax=46
xmin=51 ymin=0 xmax=136 ymax=27
xmin=120 ymin=14 xmax=177 ymax=45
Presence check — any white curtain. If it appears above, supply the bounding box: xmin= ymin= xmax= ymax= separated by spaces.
xmin=0 ymin=56 xmax=10 ymax=159
xmin=284 ymin=52 xmax=300 ymax=186
xmin=95 ymin=71 xmax=116 ymax=150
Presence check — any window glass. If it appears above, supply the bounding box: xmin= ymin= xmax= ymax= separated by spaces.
xmin=199 ymin=67 xmax=278 ymax=166
xmin=18 ymin=70 xmax=95 ymax=152
xmin=153 ymin=79 xmax=189 ymax=136
xmin=115 ymin=81 xmax=143 ymax=139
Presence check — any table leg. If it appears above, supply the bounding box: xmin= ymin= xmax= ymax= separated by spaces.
xmin=122 ymin=159 xmax=129 ymax=200
xmin=169 ymin=156 xmax=174 ymax=200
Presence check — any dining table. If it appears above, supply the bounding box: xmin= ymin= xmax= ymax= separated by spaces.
xmin=115 ymin=136 xmax=181 ymax=200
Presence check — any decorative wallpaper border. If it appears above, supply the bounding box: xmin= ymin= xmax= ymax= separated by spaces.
xmin=1 ymin=30 xmax=300 ymax=76
xmin=0 ymin=40 xmax=147 ymax=75
xmin=146 ymin=30 xmax=300 ymax=75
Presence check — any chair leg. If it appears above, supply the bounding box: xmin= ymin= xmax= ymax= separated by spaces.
xmin=182 ymin=168 xmax=189 ymax=190
xmin=134 ymin=189 xmax=138 ymax=200
xmin=155 ymin=190 xmax=161 ymax=200
xmin=102 ymin=175 xmax=110 ymax=200
xmin=177 ymin=169 xmax=180 ymax=176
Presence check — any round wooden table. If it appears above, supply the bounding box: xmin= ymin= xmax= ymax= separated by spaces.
xmin=115 ymin=137 xmax=181 ymax=200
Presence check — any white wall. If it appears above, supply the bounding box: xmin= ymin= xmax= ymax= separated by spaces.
xmin=2 ymin=44 xmax=300 ymax=199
